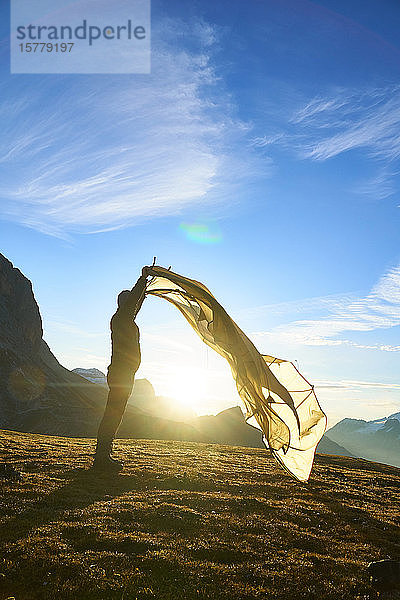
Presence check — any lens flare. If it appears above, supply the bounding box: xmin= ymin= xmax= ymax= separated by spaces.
xmin=8 ymin=365 xmax=46 ymax=402
xmin=179 ymin=222 xmax=222 ymax=244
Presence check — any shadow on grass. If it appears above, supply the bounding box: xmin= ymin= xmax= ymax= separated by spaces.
xmin=0 ymin=466 xmax=222 ymax=546
xmin=307 ymin=481 xmax=400 ymax=556
xmin=0 ymin=468 xmax=147 ymax=544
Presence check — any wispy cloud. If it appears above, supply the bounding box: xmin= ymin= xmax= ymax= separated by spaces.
xmin=352 ymin=168 xmax=398 ymax=200
xmin=289 ymin=86 xmax=400 ymax=162
xmin=0 ymin=20 xmax=250 ymax=237
xmin=251 ymin=133 xmax=284 ymax=148
xmin=252 ymin=85 xmax=400 ymax=199
xmin=373 ymin=263 xmax=400 ymax=304
xmin=238 ymin=291 xmax=357 ymax=319
xmin=315 ymin=379 xmax=400 ymax=391
xmin=251 ymin=262 xmax=400 ymax=350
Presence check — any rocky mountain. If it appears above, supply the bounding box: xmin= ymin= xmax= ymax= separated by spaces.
xmin=73 ymin=368 xmax=352 ymax=454
xmin=0 ymin=253 xmax=109 ymax=437
xmin=327 ymin=412 xmax=400 ymax=467
xmin=3 ymin=252 xmax=395 ymax=463
xmin=189 ymin=406 xmax=264 ymax=448
xmin=73 ymin=369 xmax=196 ymax=421
xmin=0 ymin=254 xmax=259 ymax=447
xmin=0 ymin=253 xmax=203 ymax=442
xmin=128 ymin=379 xmax=197 ymax=423
xmin=317 ymin=434 xmax=354 ymax=457
xmin=136 ymin=393 xmax=197 ymax=422
xmin=74 ymin=369 xmax=262 ymax=447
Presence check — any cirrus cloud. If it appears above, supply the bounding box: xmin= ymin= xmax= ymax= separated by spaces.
xmin=0 ymin=20 xmax=251 ymax=237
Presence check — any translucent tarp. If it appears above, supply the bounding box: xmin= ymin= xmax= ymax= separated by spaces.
xmin=146 ymin=266 xmax=327 ymax=481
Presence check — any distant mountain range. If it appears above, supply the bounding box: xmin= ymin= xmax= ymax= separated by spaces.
xmin=73 ymin=368 xmax=263 ymax=448
xmin=316 ymin=435 xmax=354 ymax=458
xmin=72 ymin=372 xmax=400 ymax=466
xmin=0 ymin=253 xmax=205 ymax=442
xmin=0 ymin=252 xmax=262 ymax=448
xmin=1 ymin=251 xmax=398 ymax=467
xmin=326 ymin=412 xmax=400 ymax=468
xmin=72 ymin=368 xmax=107 ymax=387
xmin=74 ymin=367 xmax=355 ymax=456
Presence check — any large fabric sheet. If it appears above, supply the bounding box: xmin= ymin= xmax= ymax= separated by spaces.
xmin=145 ymin=266 xmax=327 ymax=481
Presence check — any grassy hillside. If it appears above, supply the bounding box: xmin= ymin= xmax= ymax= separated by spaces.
xmin=0 ymin=429 xmax=399 ymax=600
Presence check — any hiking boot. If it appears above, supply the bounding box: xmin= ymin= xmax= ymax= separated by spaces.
xmin=92 ymin=438 xmax=123 ymax=472
xmin=92 ymin=454 xmax=123 ymax=472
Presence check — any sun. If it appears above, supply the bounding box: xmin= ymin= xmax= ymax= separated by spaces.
xmin=163 ymin=367 xmax=208 ymax=416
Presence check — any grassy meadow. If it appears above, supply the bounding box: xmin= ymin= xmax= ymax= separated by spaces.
xmin=0 ymin=429 xmax=399 ymax=599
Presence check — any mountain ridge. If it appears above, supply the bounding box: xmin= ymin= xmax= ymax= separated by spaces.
xmin=1 ymin=252 xmax=397 ymax=466
xmin=327 ymin=412 xmax=400 ymax=468
xmin=74 ymin=367 xmax=353 ymax=457
xmin=0 ymin=253 xmax=262 ymax=448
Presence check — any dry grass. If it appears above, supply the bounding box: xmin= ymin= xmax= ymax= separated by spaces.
xmin=0 ymin=429 xmax=399 ymax=600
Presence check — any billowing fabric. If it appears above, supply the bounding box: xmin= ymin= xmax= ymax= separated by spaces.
xmin=146 ymin=266 xmax=327 ymax=481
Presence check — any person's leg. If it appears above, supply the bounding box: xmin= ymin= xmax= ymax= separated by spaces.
xmin=97 ymin=386 xmax=131 ymax=442
xmin=93 ymin=375 xmax=134 ymax=470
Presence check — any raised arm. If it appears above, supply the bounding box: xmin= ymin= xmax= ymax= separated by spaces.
xmin=119 ymin=273 xmax=148 ymax=318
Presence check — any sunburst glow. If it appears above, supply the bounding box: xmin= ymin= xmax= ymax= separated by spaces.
xmin=162 ymin=367 xmax=208 ymax=416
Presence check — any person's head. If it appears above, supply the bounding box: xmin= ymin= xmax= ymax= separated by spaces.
xmin=117 ymin=290 xmax=131 ymax=308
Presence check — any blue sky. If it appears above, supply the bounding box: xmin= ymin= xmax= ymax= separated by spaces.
xmin=1 ymin=0 xmax=399 ymax=425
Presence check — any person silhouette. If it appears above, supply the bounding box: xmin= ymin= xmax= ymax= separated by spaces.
xmin=92 ymin=266 xmax=150 ymax=471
